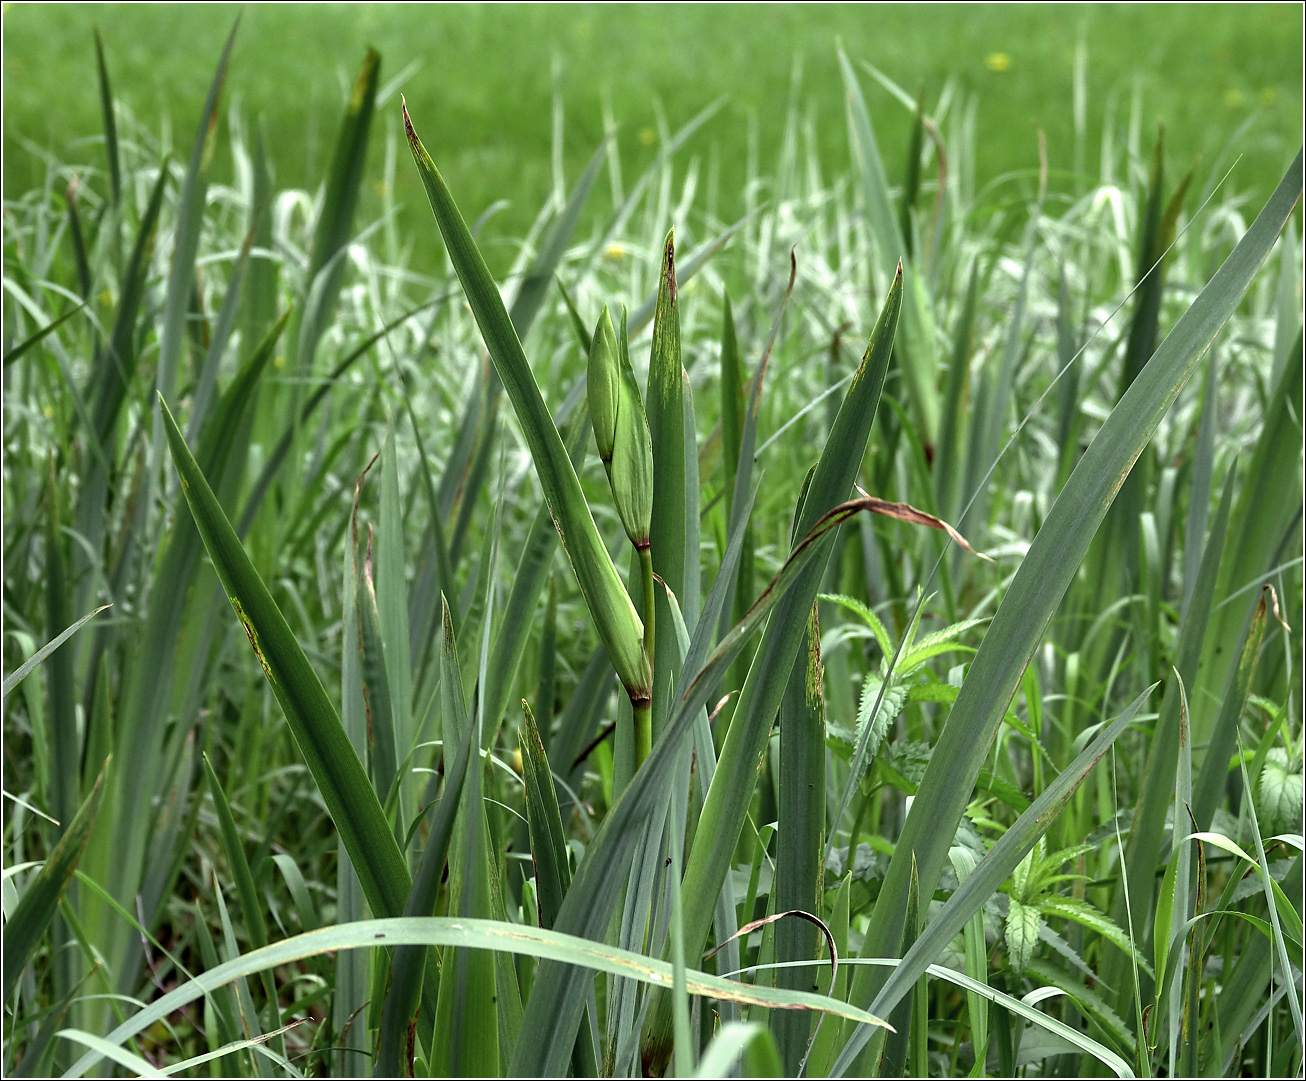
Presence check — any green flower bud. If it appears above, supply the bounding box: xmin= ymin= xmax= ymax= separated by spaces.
xmin=611 ymin=306 xmax=654 ymax=549
xmin=587 ymin=307 xmax=621 ymax=466
xmin=589 ymin=307 xmax=655 ymax=550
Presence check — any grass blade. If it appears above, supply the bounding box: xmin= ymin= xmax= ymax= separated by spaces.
xmin=376 ymin=599 xmax=473 ymax=1077
xmin=3 ymin=760 xmax=107 ymax=1002
xmin=772 ymin=603 xmax=827 ymax=1074
xmin=156 ymin=16 xmax=237 ymax=403
xmin=2 ymin=302 xmax=87 ymax=369
xmin=2 ymin=605 xmax=110 ymax=700
xmin=64 ymin=916 xmax=888 ymax=1078
xmin=158 ymin=395 xmax=413 ymax=920
xmin=646 ymin=231 xmax=687 ymax=743
xmin=403 ymin=100 xmax=651 ymax=706
xmin=520 ymin=700 xmax=571 ymax=930
xmin=292 ymin=48 xmax=380 ymax=373
xmin=92 ymin=28 xmax=120 ymax=210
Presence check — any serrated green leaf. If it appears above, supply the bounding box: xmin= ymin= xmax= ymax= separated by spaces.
xmin=1006 ymin=898 xmax=1042 ymax=976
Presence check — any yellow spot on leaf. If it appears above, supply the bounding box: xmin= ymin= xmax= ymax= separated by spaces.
xmin=986 ymin=52 xmax=1011 ymax=73
xmin=231 ymin=596 xmax=275 ymax=683
xmin=638 ymin=128 xmax=657 ymax=147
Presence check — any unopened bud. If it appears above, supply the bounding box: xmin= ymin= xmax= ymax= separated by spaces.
xmin=587 ymin=307 xmax=621 ymax=466
xmin=590 ymin=306 xmax=654 ymax=549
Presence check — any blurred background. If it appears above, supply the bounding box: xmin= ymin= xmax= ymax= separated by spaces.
xmin=3 ymin=3 xmax=1302 ymax=263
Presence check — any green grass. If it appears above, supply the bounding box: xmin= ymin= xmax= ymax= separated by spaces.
xmin=3 ymin=3 xmax=1302 ymax=260
xmin=2 ymin=14 xmax=1303 ymax=1080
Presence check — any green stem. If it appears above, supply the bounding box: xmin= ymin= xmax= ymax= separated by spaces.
xmin=635 ymin=544 xmax=656 ymax=768
xmin=638 ymin=545 xmax=656 ymax=660
xmin=634 ymin=700 xmax=652 ymax=771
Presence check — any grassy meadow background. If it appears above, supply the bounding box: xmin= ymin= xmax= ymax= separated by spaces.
xmin=4 ymin=3 xmax=1303 ymax=255
xmin=2 ymin=3 xmax=1304 ymax=1079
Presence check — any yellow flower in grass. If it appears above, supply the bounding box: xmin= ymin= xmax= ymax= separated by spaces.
xmin=986 ymin=52 xmax=1011 ymax=73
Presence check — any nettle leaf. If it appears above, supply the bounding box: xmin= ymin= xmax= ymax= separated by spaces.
xmin=826 ymin=842 xmax=888 ymax=884
xmin=1006 ymin=898 xmax=1042 ymax=976
xmin=1009 ymin=841 xmax=1040 ymax=901
xmin=899 ymin=616 xmax=988 ymax=671
xmin=820 ymin=592 xmax=893 ymax=659
xmin=826 ymin=723 xmax=856 ymax=763
xmin=1257 ymin=747 xmax=1304 ymax=835
xmin=884 ymin=739 xmax=932 ymax=788
xmin=853 ymin=672 xmax=910 ymax=770
xmin=1026 ymin=957 xmax=1137 ymax=1057
xmin=1036 ymin=921 xmax=1101 ymax=985
xmin=1025 ymin=841 xmax=1097 ymax=896
xmin=1036 ymin=895 xmax=1153 ymax=978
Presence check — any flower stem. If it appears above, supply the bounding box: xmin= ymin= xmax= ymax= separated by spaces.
xmin=635 ymin=544 xmax=656 ymax=767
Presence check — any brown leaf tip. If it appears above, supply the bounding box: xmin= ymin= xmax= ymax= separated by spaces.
xmin=400 ymin=96 xmax=420 ymax=152
xmin=664 ymin=230 xmax=677 ymax=305
xmin=895 ymin=259 xmax=904 ymax=279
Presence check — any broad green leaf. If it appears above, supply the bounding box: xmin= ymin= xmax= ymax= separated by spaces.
xmin=1258 ymin=749 xmax=1304 ymax=835
xmin=63 ymin=917 xmax=888 ymax=1078
xmin=158 ymin=395 xmax=412 ymax=920
xmin=772 ymin=604 xmax=827 ymax=1074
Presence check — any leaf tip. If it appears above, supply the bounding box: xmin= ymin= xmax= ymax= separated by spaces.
xmin=401 ymin=95 xmax=420 ymax=154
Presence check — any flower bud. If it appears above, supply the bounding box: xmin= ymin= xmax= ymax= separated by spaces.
xmin=589 ymin=307 xmax=655 ymax=549
xmin=587 ymin=307 xmax=621 ymax=467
